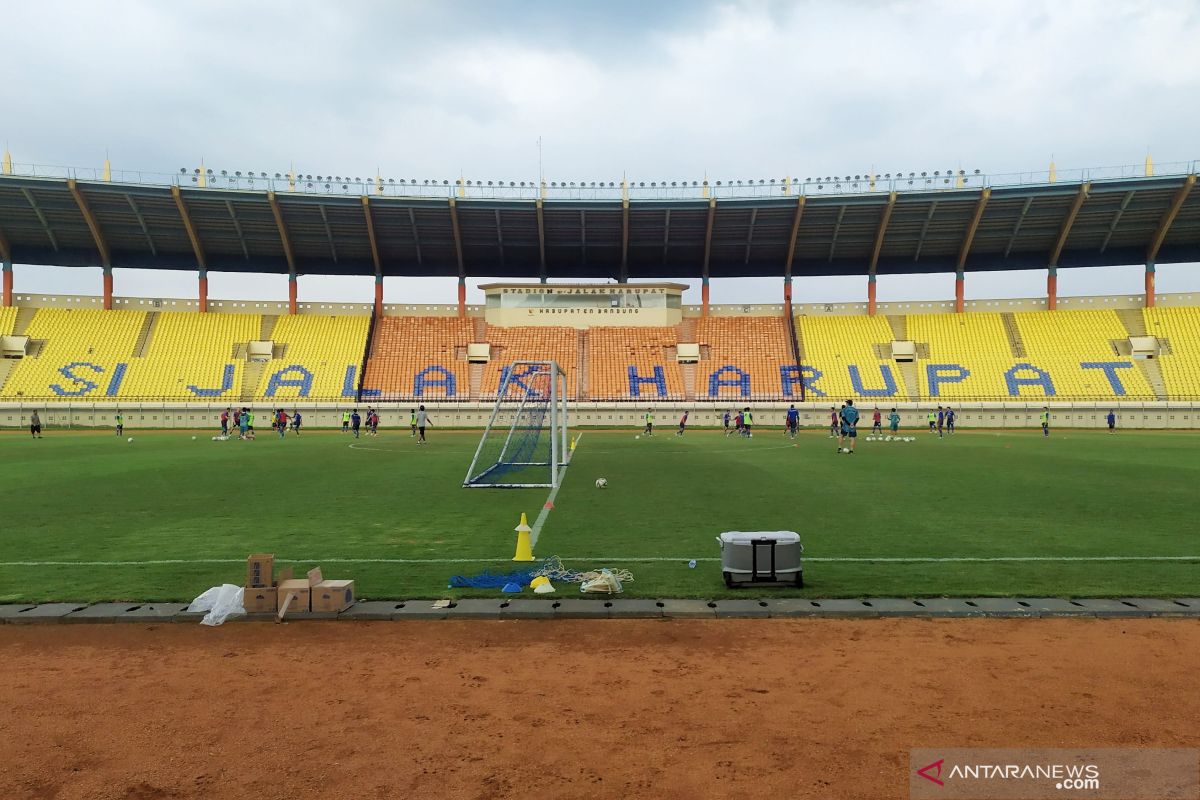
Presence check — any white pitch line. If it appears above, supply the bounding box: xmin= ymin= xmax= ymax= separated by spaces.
xmin=1 ymin=555 xmax=1197 ymax=568
xmin=529 ymin=432 xmax=581 ymax=549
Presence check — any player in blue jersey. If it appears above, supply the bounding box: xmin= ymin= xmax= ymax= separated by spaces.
xmin=838 ymin=399 xmax=860 ymax=454
xmin=351 ymin=409 xmax=362 ymax=438
xmin=945 ymin=407 xmax=956 ymax=434
xmin=291 ymin=409 xmax=302 ymax=435
xmin=936 ymin=406 xmax=945 ymax=438
xmin=888 ymin=408 xmax=900 ymax=434
xmin=785 ymin=404 xmax=799 ymax=438
xmin=723 ymin=409 xmax=732 ymax=436
xmin=1106 ymin=409 xmax=1116 ymax=434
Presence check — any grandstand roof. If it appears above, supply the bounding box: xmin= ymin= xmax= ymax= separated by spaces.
xmin=0 ymin=172 xmax=1196 ymax=280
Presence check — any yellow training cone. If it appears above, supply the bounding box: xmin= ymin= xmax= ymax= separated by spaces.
xmin=512 ymin=512 xmax=534 ymax=562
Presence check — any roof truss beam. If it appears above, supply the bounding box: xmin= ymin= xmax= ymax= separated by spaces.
xmin=782 ymin=196 xmax=806 ymax=277
xmin=535 ymin=199 xmax=546 ymax=280
xmin=744 ymin=207 xmax=759 ymax=265
xmin=1099 ymin=190 xmax=1135 ymax=254
xmin=0 ymin=224 xmax=10 ymax=262
xmin=67 ymin=179 xmax=111 ymax=267
xmin=1048 ymin=182 xmax=1090 ymax=268
xmin=407 ymin=208 xmax=423 ymax=266
xmin=171 ymin=186 xmax=207 ymax=269
xmin=1003 ymin=196 xmax=1035 ymax=258
xmin=868 ymin=192 xmax=897 ymax=274
xmin=621 ymin=198 xmax=629 ymax=279
xmin=125 ymin=195 xmax=157 ymax=257
xmin=224 ymin=200 xmax=250 ymax=260
xmin=448 ymin=198 xmax=464 ymax=277
xmin=318 ymin=204 xmax=339 ymax=264
xmin=22 ymin=188 xmax=59 ymax=252
xmin=661 ymin=209 xmax=671 ymax=265
xmin=956 ymin=188 xmax=991 ymax=270
xmin=828 ymin=205 xmax=847 ymax=263
xmin=912 ymin=201 xmax=938 ymax=261
xmin=361 ymin=197 xmax=382 ymax=274
xmin=493 ymin=209 xmax=505 ymax=269
xmin=1146 ymin=174 xmax=1197 ymax=263
xmin=266 ymin=191 xmax=297 ymax=273
xmin=701 ymin=198 xmax=716 ymax=278
xmin=580 ymin=208 xmax=587 ymax=268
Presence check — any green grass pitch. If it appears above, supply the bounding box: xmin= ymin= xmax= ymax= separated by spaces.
xmin=0 ymin=426 xmax=1197 ymax=602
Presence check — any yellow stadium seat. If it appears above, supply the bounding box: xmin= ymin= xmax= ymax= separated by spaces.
xmin=907 ymin=312 xmax=1011 ymax=400
xmin=2 ymin=308 xmax=145 ymax=400
xmin=255 ymin=314 xmax=369 ymax=401
xmin=120 ymin=312 xmax=259 ymax=401
xmin=1014 ymin=309 xmax=1153 ymax=399
xmin=1144 ymin=306 xmax=1200 ymax=398
xmin=697 ymin=317 xmax=792 ymax=400
xmin=798 ymin=315 xmax=908 ymax=401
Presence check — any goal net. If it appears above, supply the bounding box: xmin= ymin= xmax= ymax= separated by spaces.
xmin=463 ymin=360 xmax=569 ymax=488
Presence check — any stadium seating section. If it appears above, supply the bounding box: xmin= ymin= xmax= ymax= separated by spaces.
xmin=697 ymin=317 xmax=792 ymax=399
xmin=2 ymin=308 xmax=145 ymax=399
xmin=1014 ymin=309 xmax=1153 ymax=399
xmin=588 ymin=326 xmax=684 ymax=400
xmin=363 ymin=316 xmax=472 ymax=400
xmin=798 ymin=314 xmax=909 ymax=401
xmin=2 ymin=302 xmax=1199 ymax=403
xmin=1145 ymin=306 xmax=1200 ymax=398
xmin=256 ymin=314 xmax=369 ymax=401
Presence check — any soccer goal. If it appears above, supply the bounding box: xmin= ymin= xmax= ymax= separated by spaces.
xmin=463 ymin=360 xmax=569 ymax=488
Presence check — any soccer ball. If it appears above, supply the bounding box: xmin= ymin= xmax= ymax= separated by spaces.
xmin=635 ymin=435 xmax=640 ymax=440
xmin=884 ymin=435 xmax=892 ymax=441
xmin=127 ymin=437 xmax=133 ymax=443
xmin=192 ymin=436 xmax=197 ymax=440
xmin=595 ymin=478 xmax=608 ymax=489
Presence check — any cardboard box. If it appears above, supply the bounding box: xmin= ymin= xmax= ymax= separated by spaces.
xmin=311 ymin=580 xmax=355 ymax=613
xmin=246 ymin=554 xmax=274 ymax=588
xmin=243 ymin=586 xmax=278 ymax=614
xmin=276 ymin=579 xmax=311 ymax=616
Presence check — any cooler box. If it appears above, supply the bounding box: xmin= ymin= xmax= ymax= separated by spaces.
xmin=716 ymin=531 xmax=803 ymax=588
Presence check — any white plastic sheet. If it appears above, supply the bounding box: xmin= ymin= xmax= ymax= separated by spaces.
xmin=187 ymin=584 xmax=246 ymax=626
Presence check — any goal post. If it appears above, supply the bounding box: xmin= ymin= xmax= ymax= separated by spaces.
xmin=463 ymin=360 xmax=569 ymax=488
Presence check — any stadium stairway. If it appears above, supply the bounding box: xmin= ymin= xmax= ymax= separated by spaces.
xmin=577 ymin=329 xmax=589 ymax=399
xmin=1116 ymin=308 xmax=1148 ymax=337
xmin=0 ymin=360 xmax=14 ymax=394
xmin=886 ymin=314 xmax=907 ymax=341
xmin=1000 ymin=313 xmax=1027 ymax=357
xmin=896 ymin=361 xmax=921 ymax=401
xmin=241 ymin=361 xmax=267 ymax=402
xmin=1115 ymin=308 xmax=1167 ymax=399
xmin=13 ymin=306 xmax=37 ymax=335
xmin=468 ymin=362 xmax=483 ymax=400
xmin=260 ymin=315 xmax=279 ymax=341
xmin=132 ymin=312 xmax=158 ymax=358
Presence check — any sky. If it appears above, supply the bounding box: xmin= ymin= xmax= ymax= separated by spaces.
xmin=3 ymin=0 xmax=1199 ymax=305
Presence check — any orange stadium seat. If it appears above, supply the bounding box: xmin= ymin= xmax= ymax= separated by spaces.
xmin=587 ymin=326 xmax=684 ymax=401
xmin=363 ymin=316 xmax=472 ymax=400
xmin=481 ymin=325 xmax=578 ymax=398
xmin=696 ymin=317 xmax=793 ymax=400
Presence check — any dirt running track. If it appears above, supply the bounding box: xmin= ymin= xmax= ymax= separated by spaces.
xmin=1 ymin=619 xmax=1197 ymax=800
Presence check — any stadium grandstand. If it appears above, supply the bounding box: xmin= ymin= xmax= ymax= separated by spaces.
xmin=1 ymin=158 xmax=1199 ymax=418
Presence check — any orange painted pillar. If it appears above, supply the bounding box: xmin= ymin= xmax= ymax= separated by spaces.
xmin=1047 ymin=267 xmax=1058 ymax=310
xmin=867 ymin=274 xmax=877 ymax=316
xmin=102 ymin=267 xmax=113 ymax=310
xmin=1 ymin=261 xmax=12 ymax=307
xmin=198 ymin=269 xmax=208 ymax=313
xmin=288 ymin=273 xmax=298 ymax=314
xmin=954 ymin=271 xmax=964 ymax=313
xmin=701 ymin=276 xmax=710 ymax=317
xmin=374 ymin=274 xmax=384 ymax=316
xmin=457 ymin=276 xmax=466 ymax=317
xmin=1145 ymin=262 xmax=1155 ymax=308
xmin=783 ymin=276 xmax=792 ymax=305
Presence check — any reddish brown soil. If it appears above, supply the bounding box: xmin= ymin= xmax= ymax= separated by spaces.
xmin=1 ymin=619 xmax=1197 ymax=800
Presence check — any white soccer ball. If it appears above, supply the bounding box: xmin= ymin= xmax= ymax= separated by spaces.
xmin=635 ymin=435 xmax=640 ymax=440
xmin=884 ymin=435 xmax=892 ymax=441
xmin=595 ymin=478 xmax=608 ymax=489
xmin=127 ymin=437 xmax=133 ymax=443
xmin=192 ymin=436 xmax=197 ymax=440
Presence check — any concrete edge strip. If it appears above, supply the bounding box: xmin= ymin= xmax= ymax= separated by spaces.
xmin=3 ymin=598 xmax=1197 ymax=623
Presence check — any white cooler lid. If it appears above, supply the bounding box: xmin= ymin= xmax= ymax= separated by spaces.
xmin=718 ymin=531 xmax=800 ymax=544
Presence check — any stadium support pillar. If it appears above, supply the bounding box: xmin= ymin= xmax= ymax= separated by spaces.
xmin=1 ymin=261 xmax=11 ymax=307
xmin=374 ymin=274 xmax=383 ymax=316
xmin=198 ymin=268 xmax=208 ymax=313
xmin=701 ymin=276 xmax=710 ymax=317
xmin=1145 ymin=262 xmax=1155 ymax=308
xmin=783 ymin=276 xmax=792 ymax=305
xmin=867 ymin=274 xmax=877 ymax=316
xmin=1047 ymin=267 xmax=1058 ymax=310
xmin=288 ymin=274 xmax=298 ymax=314
xmin=457 ymin=276 xmax=466 ymax=317
xmin=102 ymin=266 xmax=113 ymax=310
xmin=954 ymin=270 xmax=964 ymax=314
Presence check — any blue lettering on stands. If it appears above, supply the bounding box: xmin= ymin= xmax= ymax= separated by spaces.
xmin=926 ymin=364 xmax=971 ymax=397
xmin=628 ymin=365 xmax=667 ymax=398
xmin=265 ymin=365 xmax=314 ymax=397
xmin=105 ymin=363 xmax=128 ymax=396
xmin=415 ymin=366 xmax=457 ymax=397
xmin=50 ymin=362 xmax=103 ymax=396
xmin=780 ymin=365 xmax=802 ymax=397
xmin=1080 ymin=361 xmax=1135 ymax=396
xmin=187 ymin=364 xmax=236 ymax=397
xmin=1005 ymin=363 xmax=1056 ymax=397
xmin=707 ymin=365 xmax=750 ymax=398
xmin=341 ymin=365 xmax=357 ymax=397
xmin=801 ymin=365 xmax=826 ymax=397
xmin=848 ymin=364 xmax=898 ymax=397
xmin=498 ymin=364 xmax=537 ymax=396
